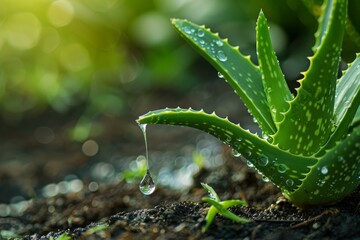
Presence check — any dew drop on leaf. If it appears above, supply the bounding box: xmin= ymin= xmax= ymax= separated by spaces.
xmin=218 ymin=72 xmax=224 ymax=78
xmin=262 ymin=176 xmax=270 ymax=182
xmin=232 ymin=149 xmax=241 ymax=157
xmin=266 ymin=136 xmax=273 ymax=143
xmin=277 ymin=164 xmax=287 ymax=173
xmin=197 ymin=29 xmax=205 ymax=37
xmin=321 ymin=166 xmax=328 ymax=175
xmin=183 ymin=25 xmax=192 ymax=34
xmin=216 ymin=50 xmax=227 ymax=62
xmin=215 ymin=40 xmax=223 ymax=47
xmin=247 ymin=160 xmax=254 ymax=168
xmin=258 ymin=155 xmax=268 ymax=166
xmin=286 ymin=179 xmax=294 ymax=186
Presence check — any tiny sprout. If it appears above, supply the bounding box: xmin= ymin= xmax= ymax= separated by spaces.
xmin=201 ymin=183 xmax=250 ymax=232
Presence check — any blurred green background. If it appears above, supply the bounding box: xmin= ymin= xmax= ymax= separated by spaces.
xmin=0 ymin=0 xmax=359 ymax=139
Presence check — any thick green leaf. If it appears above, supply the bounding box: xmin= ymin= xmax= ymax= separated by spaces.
xmin=352 ymin=106 xmax=360 ymax=127
xmin=318 ymin=53 xmax=360 ymax=156
xmin=171 ymin=19 xmax=276 ymax=135
xmin=273 ymin=0 xmax=347 ymax=155
xmin=313 ymin=0 xmax=334 ymax=51
xmin=256 ymin=11 xmax=292 ymax=124
xmin=288 ymin=124 xmax=360 ymax=205
xmin=137 ymin=108 xmax=317 ymax=192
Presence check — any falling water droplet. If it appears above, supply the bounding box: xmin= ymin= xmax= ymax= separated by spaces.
xmin=138 ymin=123 xmax=156 ymax=195
xmin=216 ymin=50 xmax=227 ymax=62
xmin=139 ymin=170 xmax=156 ymax=195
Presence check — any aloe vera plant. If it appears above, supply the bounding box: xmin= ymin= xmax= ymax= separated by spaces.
xmin=137 ymin=0 xmax=360 ymax=206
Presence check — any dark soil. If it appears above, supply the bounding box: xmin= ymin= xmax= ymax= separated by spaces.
xmin=2 ymin=151 xmax=360 ymax=240
xmin=1 ymin=84 xmax=360 ymax=240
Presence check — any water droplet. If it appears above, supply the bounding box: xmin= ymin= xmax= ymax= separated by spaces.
xmin=218 ymin=72 xmax=224 ymax=78
xmin=320 ymin=166 xmax=328 ymax=175
xmin=345 ymin=100 xmax=350 ymax=108
xmin=224 ymin=135 xmax=232 ymax=143
xmin=263 ymin=134 xmax=273 ymax=143
xmin=262 ymin=176 xmax=270 ymax=182
xmin=277 ymin=164 xmax=287 ymax=173
xmin=232 ymin=149 xmax=241 ymax=157
xmin=138 ymin=123 xmax=156 ymax=195
xmin=247 ymin=160 xmax=254 ymax=168
xmin=245 ymin=150 xmax=252 ymax=157
xmin=199 ymin=39 xmax=205 ymax=45
xmin=258 ymin=155 xmax=268 ymax=166
xmin=183 ymin=25 xmax=192 ymax=34
xmin=216 ymin=50 xmax=227 ymax=62
xmin=215 ymin=40 xmax=223 ymax=47
xmin=197 ymin=29 xmax=205 ymax=37
xmin=286 ymin=179 xmax=294 ymax=186
xmin=139 ymin=170 xmax=156 ymax=195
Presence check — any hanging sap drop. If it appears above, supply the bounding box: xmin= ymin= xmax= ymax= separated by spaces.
xmin=139 ymin=170 xmax=156 ymax=195
xmin=138 ymin=123 xmax=156 ymax=195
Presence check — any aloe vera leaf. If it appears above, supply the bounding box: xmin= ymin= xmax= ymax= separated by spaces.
xmin=318 ymin=54 xmax=360 ymax=156
xmin=288 ymin=124 xmax=360 ymax=205
xmin=334 ymin=54 xmax=360 ymax=127
xmin=201 ymin=183 xmax=220 ymax=201
xmin=171 ymin=19 xmax=276 ymax=135
xmin=137 ymin=108 xmax=317 ymax=192
xmin=256 ymin=11 xmax=292 ymax=124
xmin=352 ymin=106 xmax=360 ymax=127
xmin=273 ymin=0 xmax=347 ymax=155
xmin=313 ymin=0 xmax=334 ymax=51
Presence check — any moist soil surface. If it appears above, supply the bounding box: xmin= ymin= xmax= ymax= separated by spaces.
xmin=3 ymin=149 xmax=360 ymax=240
xmin=1 ymin=84 xmax=360 ymax=240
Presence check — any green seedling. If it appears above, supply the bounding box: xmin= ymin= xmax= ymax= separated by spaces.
xmin=201 ymin=183 xmax=250 ymax=232
xmin=137 ymin=0 xmax=360 ymax=206
xmin=50 ymin=233 xmax=71 ymax=240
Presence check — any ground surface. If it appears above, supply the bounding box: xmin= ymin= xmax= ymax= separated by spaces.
xmin=1 ymin=83 xmax=360 ymax=239
xmin=3 ymin=151 xmax=360 ymax=240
